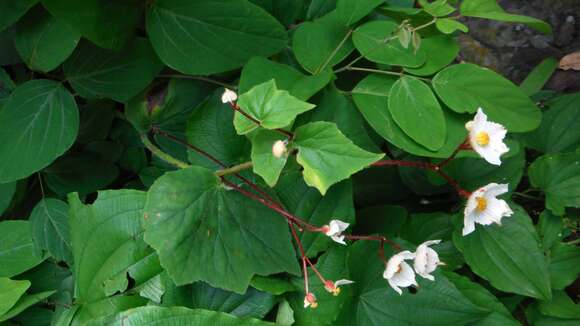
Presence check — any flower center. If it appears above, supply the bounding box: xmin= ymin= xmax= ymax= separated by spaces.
xmin=475 ymin=197 xmax=487 ymax=212
xmin=475 ymin=132 xmax=490 ymax=146
xmin=396 ymin=264 xmax=402 ymax=274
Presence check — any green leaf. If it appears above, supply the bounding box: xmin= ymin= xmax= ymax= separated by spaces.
xmin=0 ymin=0 xmax=37 ymax=32
xmin=460 ymin=0 xmax=552 ymax=34
xmin=306 ymin=0 xmax=336 ymax=20
xmin=293 ymin=121 xmax=384 ymax=194
xmin=336 ymin=0 xmax=384 ymax=25
xmin=235 ymin=80 xmax=315 ymax=135
xmin=519 ymin=57 xmax=558 ymax=96
xmin=418 ymin=0 xmax=455 ymax=17
xmin=192 ymin=283 xmax=276 ymax=319
xmin=352 ymin=74 xmax=468 ymax=158
xmin=186 ymin=91 xmax=251 ymax=169
xmin=388 ymin=76 xmax=446 ymax=150
xmin=404 ymin=35 xmax=459 ymax=76
xmin=68 ymin=190 xmax=153 ymax=303
xmin=276 ymin=300 xmax=295 ymax=326
xmin=42 ymin=0 xmax=143 ymax=50
xmin=72 ymin=295 xmax=147 ymax=325
xmin=249 ymin=0 xmax=305 ymax=26
xmin=528 ymin=151 xmax=580 ymax=215
xmin=239 ymin=57 xmax=332 ymax=101
xmin=0 ymin=79 xmax=78 ymax=183
xmin=548 ymin=242 xmax=580 ymax=290
xmin=537 ymin=210 xmax=563 ymax=251
xmin=0 ymin=181 xmax=16 ymax=215
xmin=353 ymin=20 xmax=426 ymax=67
xmin=275 ymin=171 xmax=354 ymax=256
xmin=251 ymin=130 xmax=288 ymax=187
xmin=453 ymin=205 xmax=552 ymax=300
xmin=86 ymin=306 xmax=276 ymax=326
xmin=520 ymin=94 xmax=580 ymax=154
xmin=293 ymin=10 xmax=354 ymax=74
xmin=435 ymin=18 xmax=469 ymax=34
xmin=0 ymin=290 xmax=55 ymax=322
xmin=29 ymin=198 xmax=72 ymax=264
xmin=64 ymin=38 xmax=163 ymax=102
xmin=0 ymin=278 xmax=30 ymax=316
xmin=77 ymin=100 xmax=116 ymax=144
xmin=14 ymin=6 xmax=80 ymax=72
xmin=538 ymin=291 xmax=580 ymax=319
xmin=144 ymin=166 xmax=299 ymax=293
xmin=147 ymin=0 xmax=287 ymax=75
xmin=0 ymin=221 xmax=46 ymax=277
xmin=432 ymin=63 xmax=541 ymax=132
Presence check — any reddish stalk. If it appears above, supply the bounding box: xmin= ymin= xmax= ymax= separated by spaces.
xmin=436 ymin=138 xmax=471 ymax=169
xmin=345 ymin=234 xmax=401 ymax=251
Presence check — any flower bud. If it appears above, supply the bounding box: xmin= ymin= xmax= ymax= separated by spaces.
xmin=221 ymin=88 xmax=237 ymax=104
xmin=272 ymin=140 xmax=287 ymax=158
xmin=303 ymin=292 xmax=318 ymax=309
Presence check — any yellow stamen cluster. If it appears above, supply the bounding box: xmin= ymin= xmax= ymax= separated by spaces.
xmin=475 ymin=132 xmax=490 ymax=146
xmin=475 ymin=197 xmax=487 ymax=212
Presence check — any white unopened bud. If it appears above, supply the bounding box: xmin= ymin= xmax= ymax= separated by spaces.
xmin=221 ymin=88 xmax=237 ymax=104
xmin=272 ymin=140 xmax=287 ymax=158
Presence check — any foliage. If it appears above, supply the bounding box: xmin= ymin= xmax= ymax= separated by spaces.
xmin=0 ymin=0 xmax=578 ymax=325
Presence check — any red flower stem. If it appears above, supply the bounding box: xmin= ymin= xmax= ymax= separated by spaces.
xmin=229 ymin=103 xmax=294 ymax=138
xmin=436 ymin=138 xmax=470 ymax=169
xmin=345 ymin=234 xmax=401 ymax=251
xmin=290 ymin=222 xmax=310 ymax=293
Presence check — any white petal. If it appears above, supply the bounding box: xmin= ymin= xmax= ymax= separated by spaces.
xmin=304 ymin=298 xmax=310 ymax=308
xmin=397 ymin=250 xmax=416 ymax=260
xmin=414 ymin=247 xmax=428 ymax=274
xmin=335 ymin=279 xmax=354 ymax=286
xmin=472 ymin=108 xmax=488 ymax=130
xmin=421 ymin=239 xmax=442 ymax=247
xmin=331 ymin=235 xmax=347 ymax=245
xmin=388 ymin=279 xmax=403 ymax=295
xmin=221 ymin=88 xmax=237 ymax=103
xmin=418 ymin=272 xmax=435 ymax=281
xmin=476 ymin=145 xmax=502 ymax=165
xmin=484 ymin=183 xmax=509 ymax=197
xmin=326 ymin=219 xmax=349 ymax=236
xmin=462 ymin=213 xmax=476 ymax=236
xmin=384 ymin=256 xmax=404 ymax=279
xmin=390 ymin=262 xmax=417 ymax=288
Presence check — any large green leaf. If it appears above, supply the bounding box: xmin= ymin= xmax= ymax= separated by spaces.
xmin=336 ymin=0 xmax=384 ymax=25
xmin=404 ymin=35 xmax=459 ymax=76
xmin=293 ymin=121 xmax=384 ymax=195
xmin=0 ymin=181 xmax=16 ymax=215
xmin=42 ymin=0 xmax=143 ymax=50
xmin=249 ymin=0 xmax=304 ymax=25
xmin=352 ymin=74 xmax=468 ymax=158
xmin=235 ymin=80 xmax=315 ymax=135
xmin=0 ymin=278 xmax=30 ymax=316
xmin=144 ymin=166 xmax=299 ymax=293
xmin=239 ymin=57 xmax=332 ymax=101
xmin=14 ymin=6 xmax=80 ymax=72
xmin=460 ymin=0 xmax=551 ymax=34
xmin=275 ymin=171 xmax=354 ymax=256
xmin=0 ymin=290 xmax=55 ymax=322
xmin=0 ymin=221 xmax=46 ymax=277
xmin=0 ymin=79 xmax=78 ymax=183
xmin=528 ymin=151 xmax=580 ymax=215
xmin=64 ymin=38 xmax=163 ymax=102
xmin=538 ymin=291 xmax=580 ymax=320
xmin=388 ymin=76 xmax=446 ymax=150
xmin=68 ymin=190 xmax=154 ymax=303
xmin=519 ymin=57 xmax=558 ymax=96
xmin=146 ymin=0 xmax=287 ymax=75
xmin=251 ymin=130 xmax=288 ymax=187
xmin=293 ymin=10 xmax=354 ymax=74
xmin=432 ymin=63 xmax=541 ymax=132
xmin=353 ymin=20 xmax=426 ymax=67
xmin=29 ymin=198 xmax=72 ymax=264
xmin=86 ymin=306 xmax=276 ymax=326
xmin=548 ymin=242 xmax=580 ymax=290
xmin=0 ymin=0 xmax=38 ymax=32
xmin=453 ymin=205 xmax=552 ymax=300
xmin=521 ymin=94 xmax=580 ymax=153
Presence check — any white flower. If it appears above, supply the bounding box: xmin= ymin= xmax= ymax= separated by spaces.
xmin=463 ymin=183 xmax=513 ymax=236
xmin=383 ymin=251 xmax=417 ymax=295
xmin=465 ymin=108 xmax=509 ymax=165
xmin=221 ymin=88 xmax=237 ymax=104
xmin=303 ymin=292 xmax=318 ymax=308
xmin=414 ymin=240 xmax=444 ymax=281
xmin=272 ymin=140 xmax=287 ymax=158
xmin=323 ymin=219 xmax=350 ymax=245
xmin=324 ymin=279 xmax=354 ymax=296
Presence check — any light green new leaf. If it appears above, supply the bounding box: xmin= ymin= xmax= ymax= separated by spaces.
xmin=548 ymin=242 xmax=580 ymax=290
xmin=294 ymin=121 xmax=384 ymax=195
xmin=29 ymin=198 xmax=72 ymax=264
xmin=0 ymin=278 xmax=30 ymax=317
xmin=0 ymin=79 xmax=78 ymax=183
xmin=352 ymin=74 xmax=468 ymax=158
xmin=147 ymin=0 xmax=287 ymax=75
xmin=453 ymin=205 xmax=552 ymax=300
xmin=353 ymin=20 xmax=426 ymax=67
xmin=404 ymin=35 xmax=459 ymax=76
xmin=336 ymin=0 xmax=384 ymax=25
xmin=0 ymin=221 xmax=46 ymax=277
xmin=293 ymin=11 xmax=354 ymax=74
xmin=144 ymin=167 xmax=299 ymax=293
xmin=461 ymin=0 xmax=551 ymax=34
xmin=15 ymin=6 xmax=80 ymax=72
xmin=239 ymin=57 xmax=332 ymax=101
xmin=42 ymin=0 xmax=143 ymax=50
xmin=432 ymin=63 xmax=541 ymax=132
xmin=251 ymin=130 xmax=288 ymax=187
xmin=435 ymin=18 xmax=469 ymax=34
xmin=235 ymin=80 xmax=315 ymax=135
xmin=528 ymin=151 xmax=580 ymax=215
xmin=388 ymin=76 xmax=446 ymax=150
xmin=0 ymin=0 xmax=37 ymax=32
xmin=86 ymin=306 xmax=276 ymax=326
xmin=519 ymin=57 xmax=558 ymax=96
xmin=0 ymin=290 xmax=55 ymax=322
xmin=418 ymin=0 xmax=455 ymax=17
xmin=64 ymin=38 xmax=163 ymax=103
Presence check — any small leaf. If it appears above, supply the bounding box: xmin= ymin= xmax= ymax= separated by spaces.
xmin=294 ymin=121 xmax=383 ymax=194
xmin=418 ymin=0 xmax=456 ymax=17
xmin=520 ymin=57 xmax=558 ymax=95
xmin=397 ymin=27 xmax=411 ymax=48
xmin=0 ymin=278 xmax=30 ymax=316
xmin=0 ymin=221 xmax=45 ymax=277
xmin=235 ymin=80 xmax=315 ymax=135
xmin=29 ymin=198 xmax=72 ymax=264
xmin=435 ymin=18 xmax=469 ymax=34
xmin=411 ymin=31 xmax=422 ymax=52
xmin=404 ymin=35 xmax=459 ymax=76
xmin=460 ymin=0 xmax=551 ymax=34
xmin=0 ymin=290 xmax=55 ymax=322
xmin=528 ymin=151 xmax=580 ymax=215
xmin=538 ymin=291 xmax=580 ymax=319
xmin=537 ymin=210 xmax=563 ymax=251
xmin=251 ymin=130 xmax=288 ymax=187
xmin=336 ymin=0 xmax=384 ymax=25
xmin=548 ymin=242 xmax=580 ymax=290
xmin=0 ymin=181 xmax=16 ymax=216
